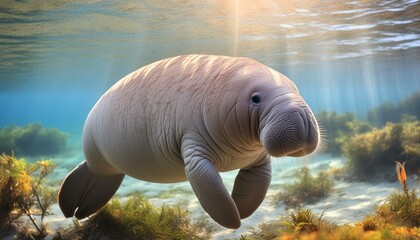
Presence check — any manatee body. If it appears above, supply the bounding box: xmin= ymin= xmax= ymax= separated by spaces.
xmin=58 ymin=54 xmax=320 ymax=229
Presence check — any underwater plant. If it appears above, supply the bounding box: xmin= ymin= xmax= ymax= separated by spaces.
xmin=396 ymin=161 xmax=408 ymax=195
xmin=0 ymin=153 xmax=57 ymax=239
xmin=244 ymin=208 xmax=420 ymax=240
xmin=0 ymin=124 xmax=68 ymax=157
xmin=58 ymin=193 xmax=214 ymax=240
xmin=359 ymin=214 xmax=383 ymax=232
xmin=368 ymin=91 xmax=420 ymax=127
xmin=282 ymin=209 xmax=334 ymax=234
xmin=317 ymin=92 xmax=420 ymax=157
xmin=373 ymin=161 xmax=420 ymax=228
xmin=315 ymin=111 xmax=355 ymax=156
xmin=343 ymin=121 xmax=420 ymax=181
xmin=315 ymin=111 xmax=372 ymax=156
xmin=402 ymin=121 xmax=420 ymax=167
xmin=272 ymin=167 xmax=334 ymax=208
xmin=0 ymin=152 xmax=32 ymax=232
xmin=244 ymin=162 xmax=420 ymax=240
xmin=245 ymin=209 xmax=335 ymax=240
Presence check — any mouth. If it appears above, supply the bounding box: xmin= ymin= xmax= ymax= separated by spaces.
xmin=261 ymin=107 xmax=319 ymax=158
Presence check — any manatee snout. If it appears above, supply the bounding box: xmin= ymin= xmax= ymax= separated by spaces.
xmin=261 ymin=104 xmax=319 ymax=157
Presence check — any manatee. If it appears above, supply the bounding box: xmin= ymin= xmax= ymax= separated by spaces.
xmin=58 ymin=54 xmax=320 ymax=229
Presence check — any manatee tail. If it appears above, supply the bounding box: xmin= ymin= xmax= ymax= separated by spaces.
xmin=58 ymin=161 xmax=125 ymax=219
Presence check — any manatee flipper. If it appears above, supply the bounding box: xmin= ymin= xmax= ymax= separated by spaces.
xmin=58 ymin=161 xmax=125 ymax=219
xmin=185 ymin=159 xmax=241 ymax=229
xmin=182 ymin=137 xmax=241 ymax=229
xmin=232 ymin=160 xmax=271 ymax=219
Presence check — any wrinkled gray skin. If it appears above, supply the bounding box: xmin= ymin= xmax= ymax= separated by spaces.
xmin=58 ymin=54 xmax=320 ymax=229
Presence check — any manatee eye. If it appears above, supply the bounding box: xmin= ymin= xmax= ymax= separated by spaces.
xmin=251 ymin=92 xmax=261 ymax=105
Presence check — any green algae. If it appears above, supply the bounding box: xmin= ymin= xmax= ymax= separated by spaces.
xmin=272 ymin=167 xmax=334 ymax=208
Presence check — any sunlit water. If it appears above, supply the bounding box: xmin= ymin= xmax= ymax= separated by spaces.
xmin=1 ymin=0 xmax=419 ymax=237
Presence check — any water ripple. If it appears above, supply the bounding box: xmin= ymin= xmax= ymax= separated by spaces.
xmin=0 ymin=0 xmax=419 ymax=74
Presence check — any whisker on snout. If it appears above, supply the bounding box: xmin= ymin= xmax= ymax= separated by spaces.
xmin=315 ymin=123 xmax=328 ymax=154
xmin=293 ymin=123 xmax=328 ymax=166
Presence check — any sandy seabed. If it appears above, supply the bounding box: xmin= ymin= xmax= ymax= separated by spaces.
xmin=7 ymin=154 xmax=404 ymax=240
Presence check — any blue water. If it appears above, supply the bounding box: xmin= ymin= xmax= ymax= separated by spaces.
xmin=1 ymin=1 xmax=419 ymax=236
xmin=1 ymin=0 xmax=419 ymax=138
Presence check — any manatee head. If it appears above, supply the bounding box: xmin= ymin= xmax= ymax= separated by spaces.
xmin=203 ymin=57 xmax=321 ymax=159
xmin=226 ymin=63 xmax=320 ymax=158
xmin=253 ymin=69 xmax=320 ymax=158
